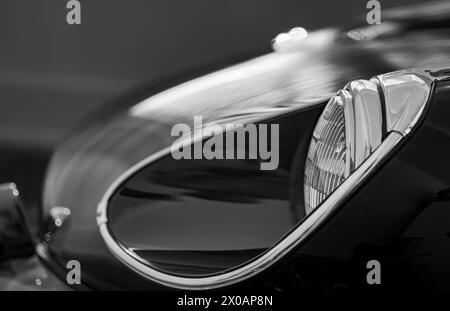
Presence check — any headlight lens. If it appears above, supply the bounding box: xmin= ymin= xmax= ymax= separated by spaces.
xmin=304 ymin=80 xmax=384 ymax=214
xmin=304 ymin=91 xmax=349 ymax=214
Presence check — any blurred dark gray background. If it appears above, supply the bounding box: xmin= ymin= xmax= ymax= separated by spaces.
xmin=0 ymin=0 xmax=434 ymax=204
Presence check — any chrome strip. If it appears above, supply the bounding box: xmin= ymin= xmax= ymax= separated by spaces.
xmin=0 ymin=182 xmax=20 ymax=196
xmin=98 ymin=132 xmax=402 ymax=290
xmin=96 ymin=68 xmax=437 ymax=290
xmin=375 ymin=71 xmax=432 ymax=135
xmin=344 ymin=80 xmax=383 ymax=169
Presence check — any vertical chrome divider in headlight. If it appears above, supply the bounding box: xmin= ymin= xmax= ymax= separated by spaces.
xmin=342 ymin=89 xmax=356 ymax=176
xmin=96 ymin=68 xmax=436 ymax=290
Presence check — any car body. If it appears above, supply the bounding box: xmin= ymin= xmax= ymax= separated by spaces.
xmin=1 ymin=1 xmax=450 ymax=291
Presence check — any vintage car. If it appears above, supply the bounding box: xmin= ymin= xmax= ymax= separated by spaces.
xmin=0 ymin=1 xmax=449 ymax=291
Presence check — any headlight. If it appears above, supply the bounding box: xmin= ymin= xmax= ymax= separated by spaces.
xmin=304 ymin=70 xmax=431 ymax=215
xmin=304 ymin=80 xmax=383 ymax=214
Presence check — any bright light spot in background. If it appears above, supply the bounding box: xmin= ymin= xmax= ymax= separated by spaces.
xmin=272 ymin=27 xmax=308 ymax=51
xmin=273 ymin=33 xmax=292 ymax=46
xmin=289 ymin=27 xmax=308 ymax=41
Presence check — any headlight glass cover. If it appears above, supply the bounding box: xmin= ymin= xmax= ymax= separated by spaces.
xmin=304 ymin=91 xmax=348 ymax=214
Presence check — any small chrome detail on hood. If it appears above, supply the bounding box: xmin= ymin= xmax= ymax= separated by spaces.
xmin=49 ymin=206 xmax=71 ymax=228
xmin=0 ymin=183 xmax=20 ymax=196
